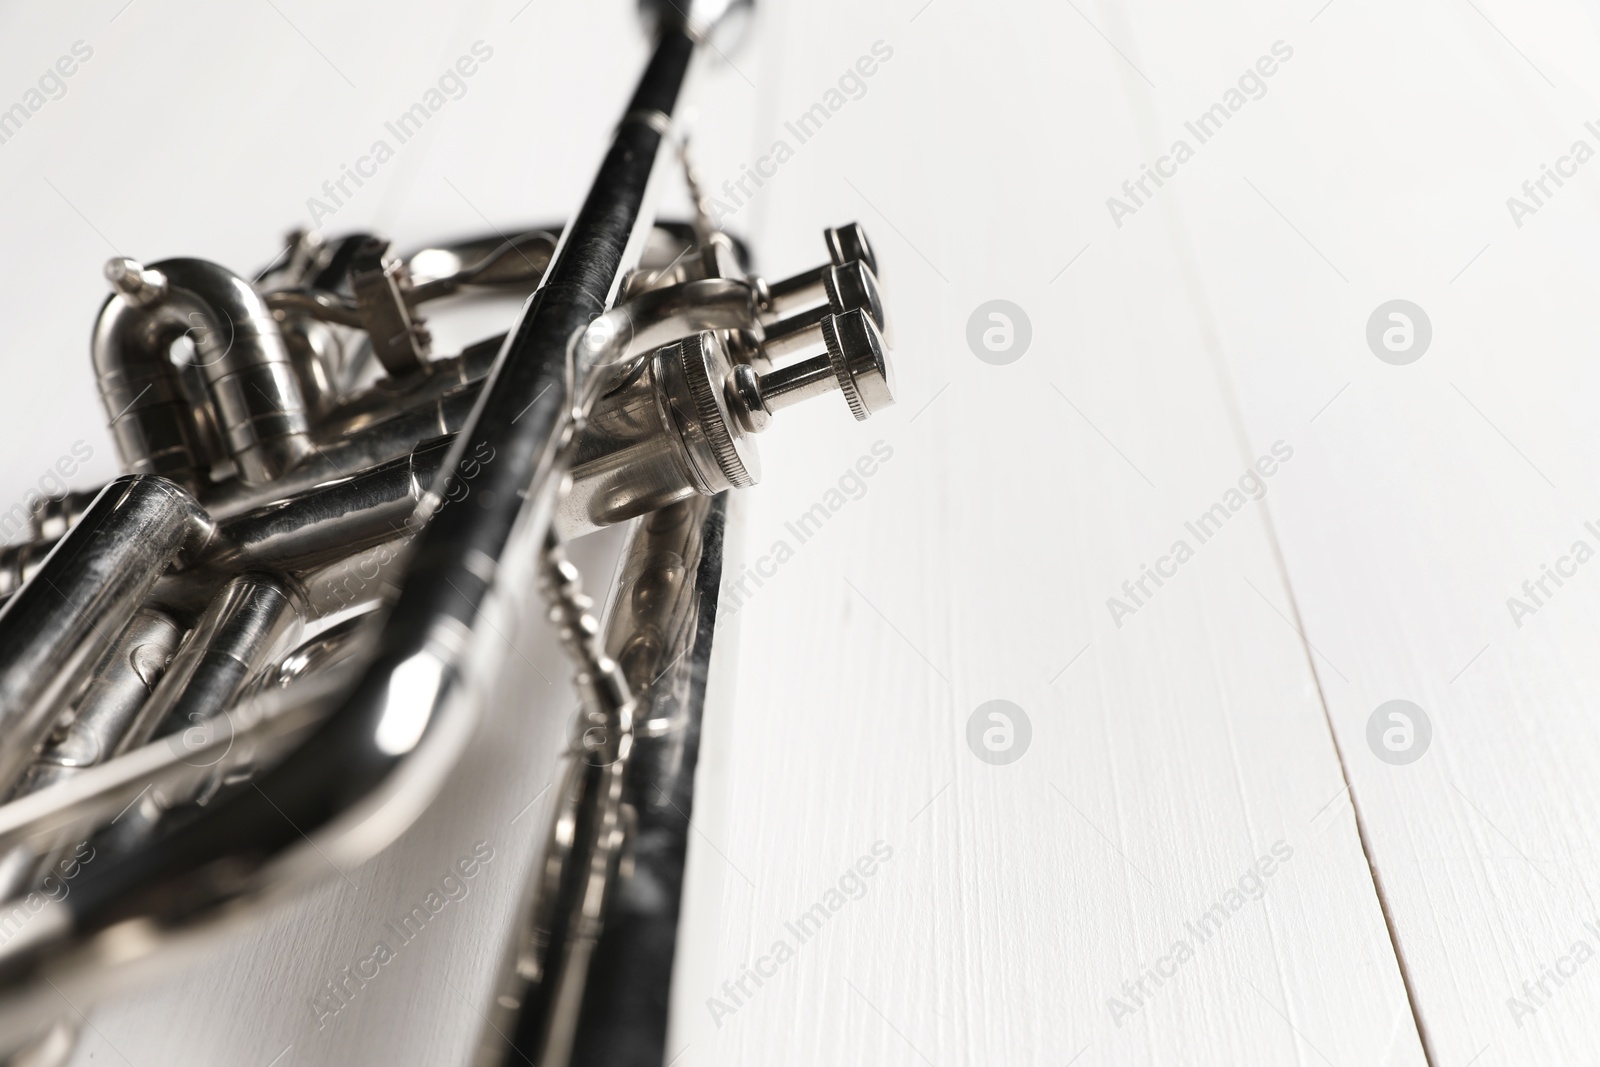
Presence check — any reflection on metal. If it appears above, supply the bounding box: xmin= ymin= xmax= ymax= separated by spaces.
xmin=572 ymin=496 xmax=730 ymax=1065
xmin=474 ymin=495 xmax=727 ymax=1067
xmin=0 ymin=3 xmax=900 ymax=1059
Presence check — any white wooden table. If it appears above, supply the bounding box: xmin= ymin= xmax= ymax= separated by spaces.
xmin=1 ymin=0 xmax=1597 ymax=1063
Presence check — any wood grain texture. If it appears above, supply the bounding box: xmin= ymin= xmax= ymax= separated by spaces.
xmin=1117 ymin=0 xmax=1600 ymax=1062
xmin=4 ymin=0 xmax=1596 ymax=1063
xmin=668 ymin=2 xmax=1424 ymax=1064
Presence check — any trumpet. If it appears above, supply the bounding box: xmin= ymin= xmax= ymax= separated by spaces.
xmin=0 ymin=4 xmax=897 ymax=1063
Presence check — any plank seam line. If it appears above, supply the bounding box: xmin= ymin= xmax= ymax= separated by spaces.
xmin=1251 ymin=498 xmax=1437 ymax=1067
xmin=1160 ymin=217 xmax=1438 ymax=1067
xmin=1103 ymin=42 xmax=1439 ymax=1057
xmin=1089 ymin=1 xmax=1434 ymax=1056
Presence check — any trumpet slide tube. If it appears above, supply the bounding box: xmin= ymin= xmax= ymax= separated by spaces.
xmin=0 ymin=3 xmax=904 ymax=1060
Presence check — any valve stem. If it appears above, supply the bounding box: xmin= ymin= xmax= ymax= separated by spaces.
xmin=104 ymin=258 xmax=168 ymax=308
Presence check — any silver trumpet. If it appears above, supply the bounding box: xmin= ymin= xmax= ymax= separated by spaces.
xmin=0 ymin=3 xmax=897 ymax=1063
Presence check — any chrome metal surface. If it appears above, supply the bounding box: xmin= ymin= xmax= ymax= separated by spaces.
xmin=0 ymin=32 xmax=708 ymax=1051
xmin=99 ymin=258 xmax=314 ymax=485
xmin=760 ymin=259 xmax=883 ymax=335
xmin=0 ymin=477 xmax=211 ymax=793
xmin=94 ymin=268 xmax=206 ymax=488
xmin=570 ymin=495 xmax=729 ymax=1065
xmin=470 ymin=494 xmax=727 ymax=1066
xmin=760 ymin=222 xmax=877 ymax=313
xmin=518 ymin=531 xmax=636 ymax=1066
xmin=12 ymin=609 xmax=183 ymax=799
xmin=559 ymin=331 xmax=757 ymax=535
xmin=133 ymin=573 xmax=305 ymax=757
xmin=348 ymin=238 xmax=432 ymax=377
xmin=0 ymin=5 xmax=906 ymax=1061
xmin=748 ymin=308 xmax=894 ymax=420
xmin=405 ymin=229 xmax=559 ymax=297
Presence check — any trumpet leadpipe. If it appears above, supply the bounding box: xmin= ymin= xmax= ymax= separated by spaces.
xmin=129 ymin=573 xmax=306 ymax=759
xmin=11 ymin=608 xmax=185 ymax=799
xmin=0 ymin=4 xmax=912 ymax=1059
xmin=0 ymin=477 xmax=212 ymax=793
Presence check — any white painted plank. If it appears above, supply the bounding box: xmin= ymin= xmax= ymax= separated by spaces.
xmin=7 ymin=0 xmax=1545 ymax=1063
xmin=668 ymin=2 xmax=1422 ymax=1064
xmin=1125 ymin=0 xmax=1600 ymax=1061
